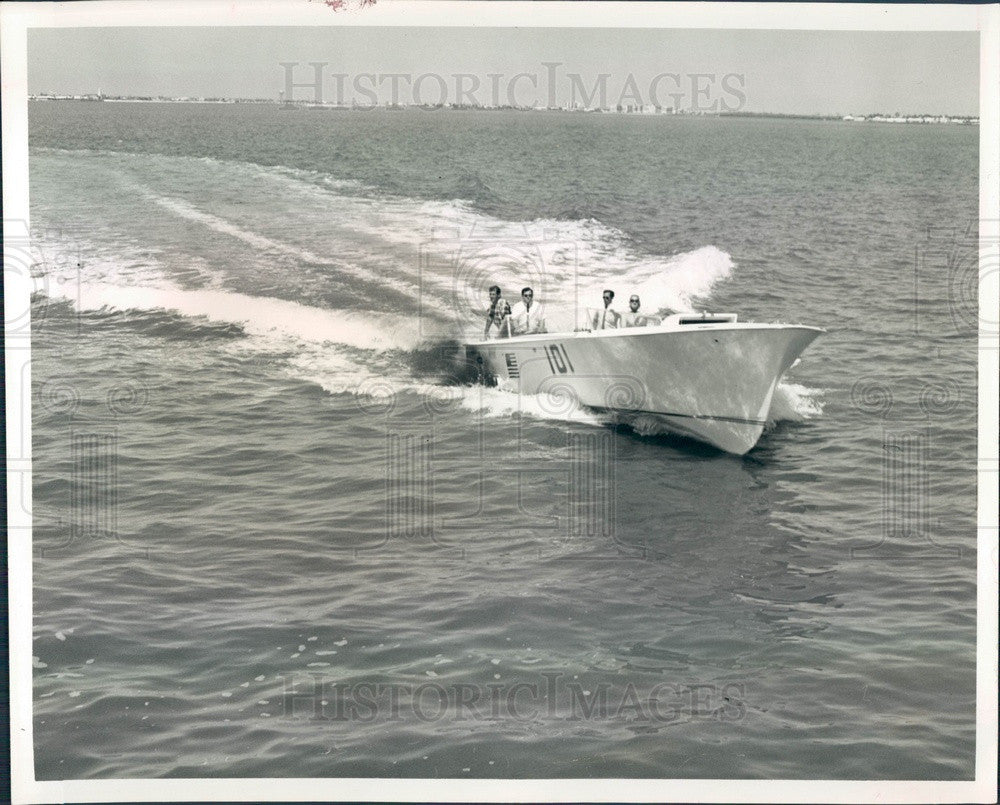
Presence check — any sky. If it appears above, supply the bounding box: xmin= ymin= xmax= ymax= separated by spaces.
xmin=27 ymin=26 xmax=980 ymax=115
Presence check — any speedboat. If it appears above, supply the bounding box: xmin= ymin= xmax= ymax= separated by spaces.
xmin=465 ymin=312 xmax=823 ymax=454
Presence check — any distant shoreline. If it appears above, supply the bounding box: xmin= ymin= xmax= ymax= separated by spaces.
xmin=27 ymin=96 xmax=979 ymax=125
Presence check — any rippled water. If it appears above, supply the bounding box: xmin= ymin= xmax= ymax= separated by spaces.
xmin=29 ymin=102 xmax=978 ymax=779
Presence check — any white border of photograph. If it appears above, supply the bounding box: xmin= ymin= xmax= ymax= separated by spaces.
xmin=3 ymin=2 xmax=997 ymax=803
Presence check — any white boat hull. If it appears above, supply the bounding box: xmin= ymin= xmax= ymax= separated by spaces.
xmin=467 ymin=323 xmax=822 ymax=454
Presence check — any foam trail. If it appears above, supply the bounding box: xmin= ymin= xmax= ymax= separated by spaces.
xmin=768 ymin=382 xmax=824 ymax=423
xmin=363 ymin=202 xmax=735 ymax=315
xmin=632 ymin=246 xmax=735 ymax=313
xmin=76 ymin=153 xmax=738 ymax=335
xmin=141 ymin=192 xmax=427 ymax=299
xmin=148 ymin=196 xmax=316 ymax=257
xmin=46 ymin=279 xmax=433 ymax=352
xmin=151 ymin=156 xmax=734 ymax=319
xmin=456 ymin=383 xmax=608 ymax=428
xmin=40 ymin=263 xmax=610 ymax=428
xmin=147 ymin=186 xmax=735 ymax=340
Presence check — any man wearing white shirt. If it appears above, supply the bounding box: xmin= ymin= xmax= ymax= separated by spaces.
xmin=593 ymin=289 xmax=621 ymax=330
xmin=509 ymin=287 xmax=546 ymax=335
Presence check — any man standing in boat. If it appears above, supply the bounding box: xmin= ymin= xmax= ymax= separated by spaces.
xmin=509 ymin=287 xmax=546 ymax=335
xmin=593 ymin=289 xmax=621 ymax=329
xmin=484 ymin=285 xmax=511 ymax=339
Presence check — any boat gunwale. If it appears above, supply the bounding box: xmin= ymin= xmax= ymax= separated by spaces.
xmin=466 ymin=321 xmax=826 ymax=348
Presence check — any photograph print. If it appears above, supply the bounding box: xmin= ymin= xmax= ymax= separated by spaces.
xmin=4 ymin=2 xmax=997 ymax=803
